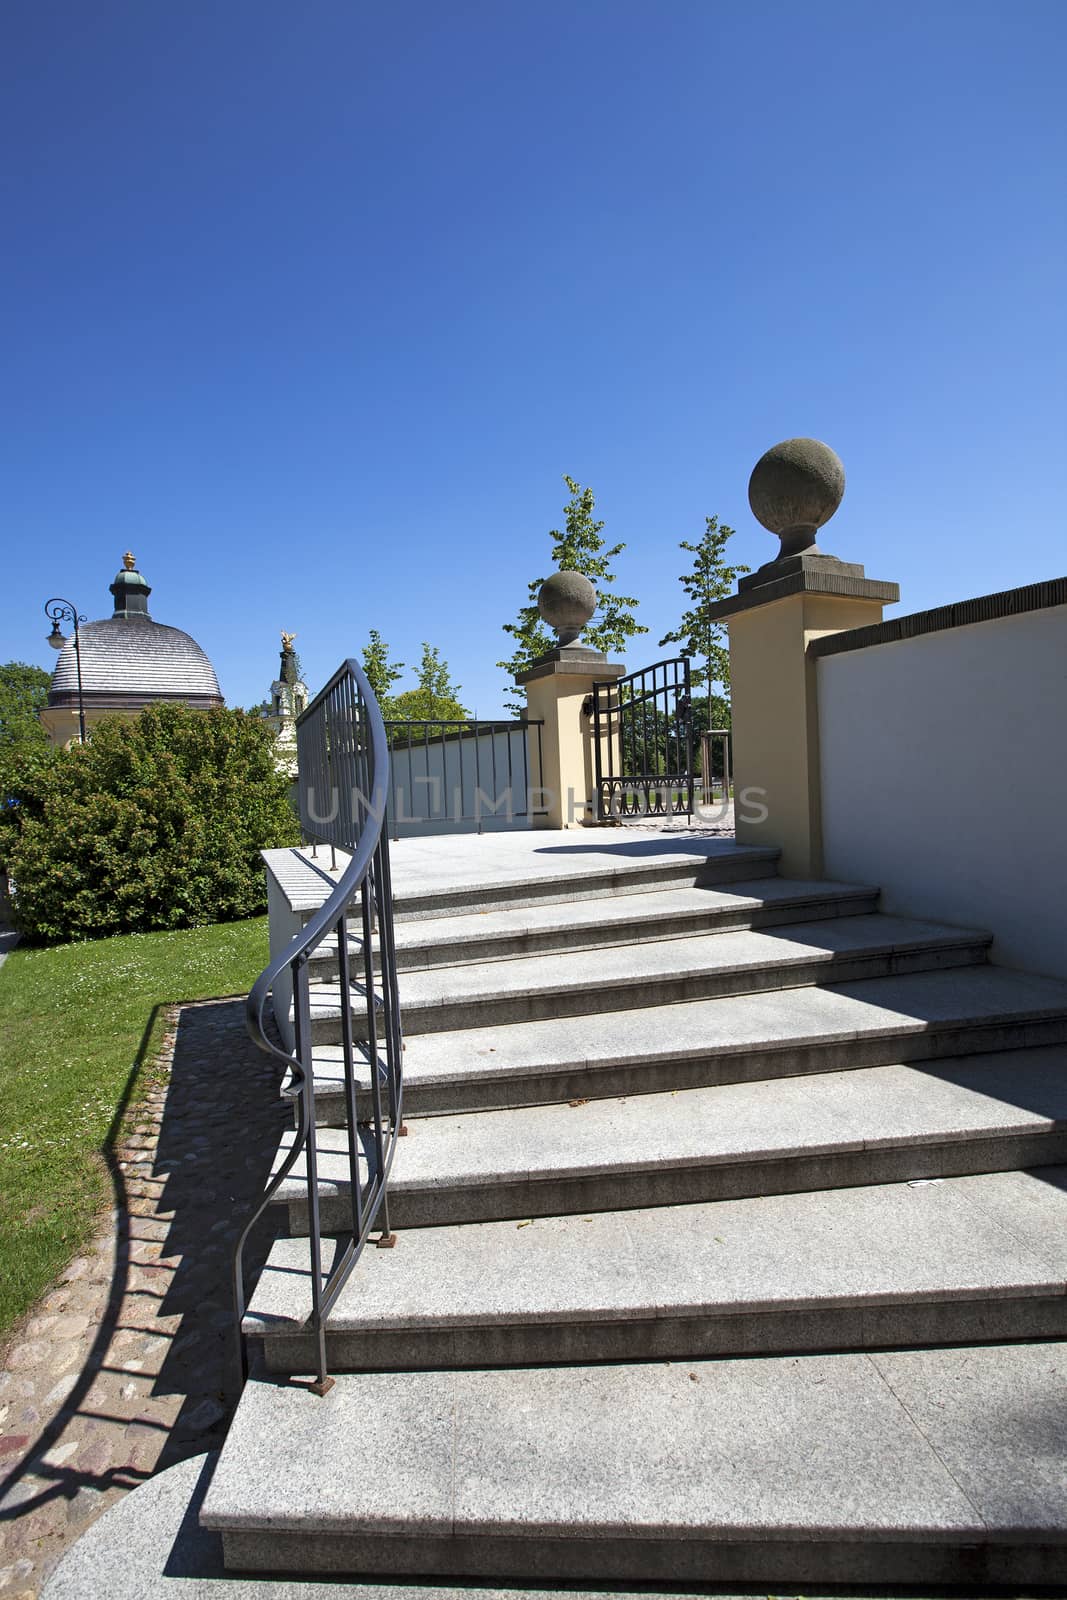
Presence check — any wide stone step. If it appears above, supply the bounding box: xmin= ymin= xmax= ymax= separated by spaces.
xmin=199 ymin=1343 xmax=1067 ymax=1586
xmin=305 ymin=915 xmax=992 ymax=1041
xmin=307 ymin=876 xmax=879 ymax=977
xmin=271 ymin=1046 xmax=1067 ymax=1233
xmin=67 ymin=1448 xmax=1031 ymax=1599
xmin=304 ymin=963 xmax=1067 ymax=1121
xmin=389 ymin=836 xmax=782 ymax=919
xmin=246 ymin=1166 xmax=1067 ymax=1373
xmin=265 ymin=836 xmax=783 ymax=927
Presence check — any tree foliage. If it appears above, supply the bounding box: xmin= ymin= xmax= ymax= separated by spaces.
xmin=360 ymin=630 xmax=405 ymax=712
xmin=0 ymin=663 xmax=56 ymax=875
xmin=659 ymin=516 xmax=749 ymax=700
xmin=389 ymin=643 xmax=469 ymax=723
xmin=0 ymin=662 xmax=51 ymax=752
xmin=5 ymin=703 xmax=300 ymax=943
xmin=498 ymin=475 xmax=647 ymax=711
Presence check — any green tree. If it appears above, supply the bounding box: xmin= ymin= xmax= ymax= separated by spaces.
xmin=0 ymin=663 xmax=56 ymax=875
xmin=0 ymin=743 xmax=58 ymax=873
xmin=389 ymin=643 xmax=469 ymax=723
xmin=360 ymin=630 xmax=405 ymax=714
xmin=498 ymin=475 xmax=647 ymax=711
xmin=659 ymin=516 xmax=749 ymax=703
xmin=659 ymin=517 xmax=747 ymax=784
xmin=6 ymin=703 xmax=300 ymax=943
xmin=0 ymin=662 xmax=51 ymax=752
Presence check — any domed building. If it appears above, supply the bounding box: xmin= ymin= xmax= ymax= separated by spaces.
xmin=40 ymin=554 xmax=223 ymax=746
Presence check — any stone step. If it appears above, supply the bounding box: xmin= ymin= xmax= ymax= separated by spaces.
xmin=307 ymin=876 xmax=879 ymax=977
xmin=60 ymin=1449 xmax=997 ymax=1599
xmin=198 ymin=1343 xmax=1067 ymax=1586
xmin=271 ymin=1046 xmax=1067 ymax=1233
xmin=390 ymin=836 xmax=782 ymax=920
xmin=245 ymin=1165 xmax=1067 ymax=1373
xmin=265 ymin=836 xmax=783 ymax=927
xmin=305 ymin=915 xmax=992 ymax=1041
xmin=304 ymin=963 xmax=1067 ymax=1122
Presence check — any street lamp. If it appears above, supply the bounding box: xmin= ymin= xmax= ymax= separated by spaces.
xmin=44 ymin=598 xmax=87 ymax=744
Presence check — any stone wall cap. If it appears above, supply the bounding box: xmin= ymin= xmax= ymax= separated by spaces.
xmin=738 ymin=553 xmax=867 ymax=593
xmin=515 ymin=648 xmax=625 ymax=686
xmin=707 ymin=567 xmax=899 ymax=621
xmin=808 ymin=574 xmax=1067 ymax=659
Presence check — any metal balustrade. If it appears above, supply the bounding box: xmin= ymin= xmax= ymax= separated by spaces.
xmin=383 ymin=718 xmax=544 ymax=836
xmin=233 ymin=659 xmax=402 ymax=1395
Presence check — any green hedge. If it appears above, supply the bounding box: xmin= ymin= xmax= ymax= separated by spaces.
xmin=4 ymin=704 xmax=300 ymax=942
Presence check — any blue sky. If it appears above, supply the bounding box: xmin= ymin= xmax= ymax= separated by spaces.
xmin=4 ymin=0 xmax=1064 ymax=715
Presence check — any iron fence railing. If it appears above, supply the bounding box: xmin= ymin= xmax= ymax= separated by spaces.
xmin=383 ymin=718 xmax=544 ymax=836
xmin=234 ymin=658 xmax=402 ymax=1396
xmin=592 ymin=657 xmax=695 ymax=821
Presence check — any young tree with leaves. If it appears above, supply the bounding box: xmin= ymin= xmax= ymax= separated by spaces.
xmin=498 ymin=475 xmax=647 ymax=711
xmin=658 ymin=516 xmax=748 ymax=790
xmin=659 ymin=516 xmax=749 ymax=711
xmin=390 ymin=643 xmax=469 ymax=723
xmin=360 ymin=630 xmax=405 ymax=713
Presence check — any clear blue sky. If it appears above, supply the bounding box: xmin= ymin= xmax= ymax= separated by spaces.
xmin=4 ymin=0 xmax=1064 ymax=716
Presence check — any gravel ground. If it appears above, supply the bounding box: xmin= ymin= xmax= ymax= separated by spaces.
xmin=0 ymin=996 xmax=288 ymax=1598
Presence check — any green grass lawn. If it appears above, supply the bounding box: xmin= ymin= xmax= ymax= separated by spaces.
xmin=0 ymin=917 xmax=269 ymax=1341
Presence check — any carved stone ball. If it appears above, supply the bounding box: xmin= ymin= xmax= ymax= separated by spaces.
xmin=538 ymin=570 xmax=597 ymax=638
xmin=748 ymin=437 xmax=846 ymax=538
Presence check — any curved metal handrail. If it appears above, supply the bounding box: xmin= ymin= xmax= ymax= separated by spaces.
xmin=232 ymin=658 xmax=403 ymax=1394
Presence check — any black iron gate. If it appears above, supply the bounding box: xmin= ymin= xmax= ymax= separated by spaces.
xmin=591 ymin=657 xmax=694 ymax=821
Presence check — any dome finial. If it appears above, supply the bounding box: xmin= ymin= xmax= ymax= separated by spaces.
xmin=111 ymin=554 xmax=152 ymax=619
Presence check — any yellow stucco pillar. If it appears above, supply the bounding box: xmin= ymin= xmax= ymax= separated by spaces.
xmin=720 ymin=582 xmax=896 ymax=875
xmin=708 ymin=437 xmax=899 ymax=877
xmin=517 ymin=648 xmax=624 ymax=829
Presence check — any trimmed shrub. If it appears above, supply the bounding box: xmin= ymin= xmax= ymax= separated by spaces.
xmin=7 ymin=704 xmax=300 ymax=942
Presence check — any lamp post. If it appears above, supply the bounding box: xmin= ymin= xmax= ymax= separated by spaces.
xmin=45 ymin=598 xmax=87 ymax=743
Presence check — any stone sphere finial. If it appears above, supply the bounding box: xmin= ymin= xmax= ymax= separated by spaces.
xmin=748 ymin=438 xmax=845 ymax=561
xmin=538 ymin=570 xmax=597 ymax=647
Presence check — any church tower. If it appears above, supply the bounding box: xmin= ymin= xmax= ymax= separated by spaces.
xmin=264 ymin=632 xmax=308 ymax=776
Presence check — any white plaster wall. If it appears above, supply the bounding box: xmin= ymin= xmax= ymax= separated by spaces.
xmin=818 ymin=604 xmax=1067 ymax=978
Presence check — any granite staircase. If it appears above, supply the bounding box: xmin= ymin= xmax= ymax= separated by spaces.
xmin=199 ymin=833 xmax=1067 ymax=1590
